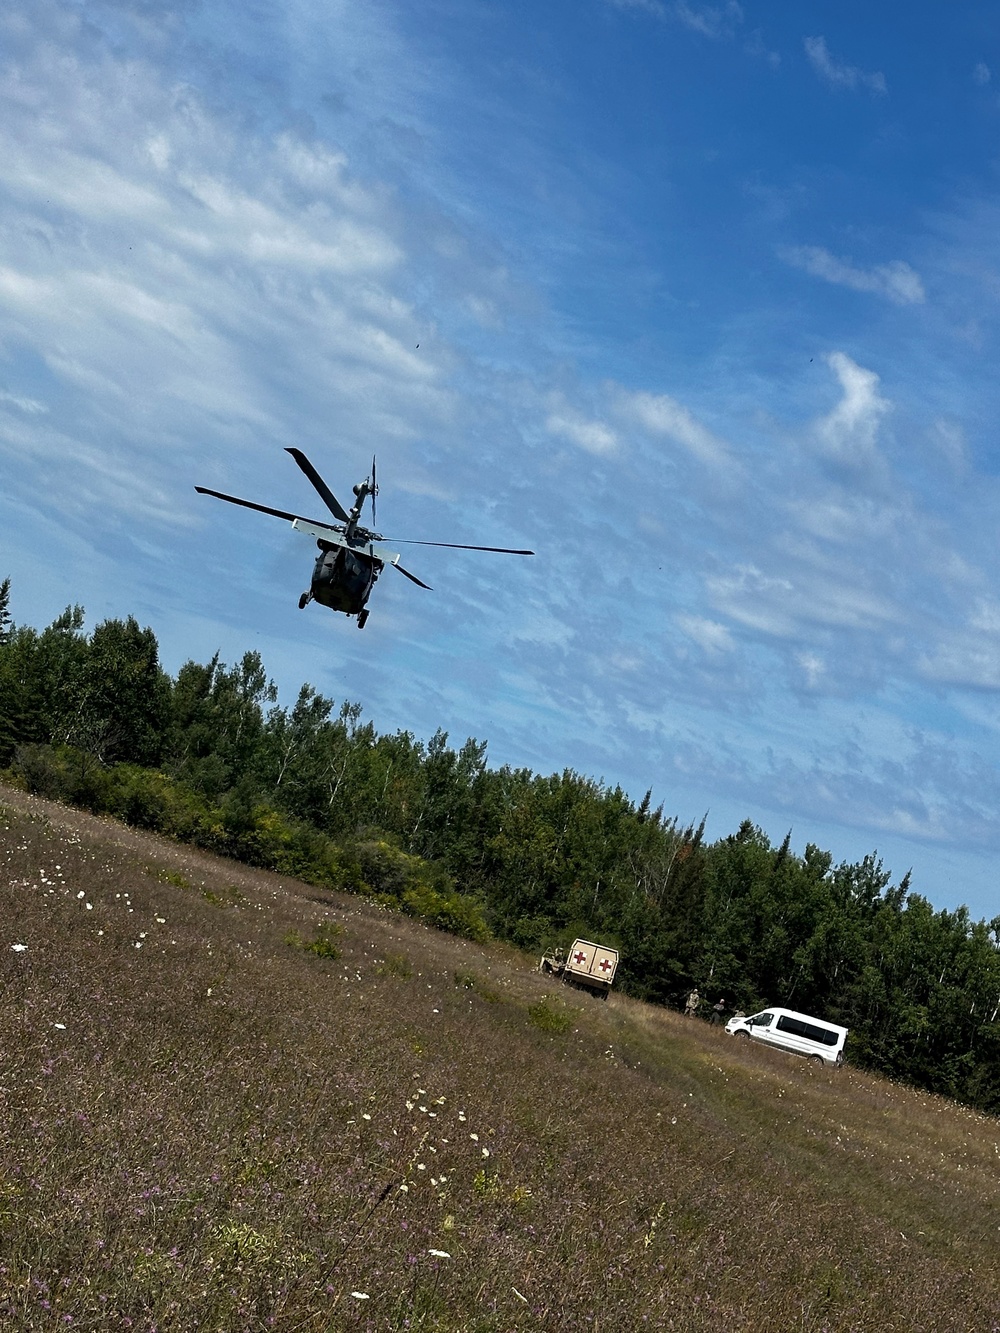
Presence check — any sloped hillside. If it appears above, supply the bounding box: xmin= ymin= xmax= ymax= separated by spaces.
xmin=2 ymin=785 xmax=999 ymax=1332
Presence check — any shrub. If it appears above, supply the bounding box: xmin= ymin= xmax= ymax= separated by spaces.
xmin=453 ymin=970 xmax=502 ymax=1002
xmin=377 ymin=953 xmax=414 ymax=978
xmin=401 ymin=883 xmax=491 ymax=942
xmin=527 ymin=998 xmax=572 ymax=1034
xmin=11 ymin=744 xmax=67 ymax=800
xmin=286 ymin=922 xmax=344 ymax=960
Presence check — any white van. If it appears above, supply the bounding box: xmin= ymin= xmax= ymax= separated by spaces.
xmin=724 ymin=1007 xmax=847 ymax=1066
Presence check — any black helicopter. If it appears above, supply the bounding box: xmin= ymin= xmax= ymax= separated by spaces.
xmin=196 ymin=448 xmax=534 ymax=628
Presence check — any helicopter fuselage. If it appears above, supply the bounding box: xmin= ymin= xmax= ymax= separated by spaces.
xmin=310 ymin=540 xmax=381 ymax=615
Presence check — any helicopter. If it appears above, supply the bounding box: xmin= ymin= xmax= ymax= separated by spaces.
xmin=196 ymin=448 xmax=534 ymax=628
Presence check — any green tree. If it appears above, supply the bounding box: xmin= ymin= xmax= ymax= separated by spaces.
xmin=63 ymin=617 xmax=171 ymax=766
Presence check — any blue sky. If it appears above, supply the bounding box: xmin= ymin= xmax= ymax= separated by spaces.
xmin=4 ymin=0 xmax=1000 ymax=918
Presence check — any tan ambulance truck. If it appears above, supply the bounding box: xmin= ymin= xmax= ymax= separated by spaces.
xmin=540 ymin=938 xmax=619 ymax=1000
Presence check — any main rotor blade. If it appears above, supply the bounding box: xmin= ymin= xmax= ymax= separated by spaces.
xmin=371 ymin=453 xmax=377 ymax=526
xmin=284 ymin=448 xmax=352 ymax=523
xmin=195 ymin=487 xmax=303 ymax=524
xmin=391 ymin=561 xmax=432 ymax=590
xmin=389 ymin=539 xmax=534 ymax=555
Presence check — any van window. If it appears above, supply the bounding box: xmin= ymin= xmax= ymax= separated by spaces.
xmin=751 ymin=1012 xmax=774 ymax=1027
xmin=775 ymin=1014 xmax=838 ymax=1046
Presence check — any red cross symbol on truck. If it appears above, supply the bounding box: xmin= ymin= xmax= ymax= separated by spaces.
xmin=598 ymin=957 xmax=613 ymax=973
xmin=573 ymin=950 xmax=587 ymax=964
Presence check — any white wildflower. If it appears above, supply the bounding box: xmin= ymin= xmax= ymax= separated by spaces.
xmin=53 ymin=1023 xmax=66 ymax=1030
xmin=350 ymin=1291 xmax=369 ymax=1300
xmin=469 ymin=1133 xmax=479 ymax=1141
xmin=428 ymin=1249 xmax=451 ymax=1259
xmin=11 ymin=944 xmax=27 ymax=953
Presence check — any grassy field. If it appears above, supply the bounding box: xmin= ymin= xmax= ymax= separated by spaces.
xmin=2 ymin=784 xmax=1000 ymax=1332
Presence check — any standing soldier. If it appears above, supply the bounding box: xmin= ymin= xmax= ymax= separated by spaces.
xmin=685 ymin=987 xmax=700 ymax=1018
xmin=711 ymin=997 xmax=726 ymax=1026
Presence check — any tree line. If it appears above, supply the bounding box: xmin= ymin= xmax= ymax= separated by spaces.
xmin=3 ymin=579 xmax=1000 ymax=1111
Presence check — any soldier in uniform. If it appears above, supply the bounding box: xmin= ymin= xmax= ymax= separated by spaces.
xmin=685 ymin=987 xmax=700 ymax=1017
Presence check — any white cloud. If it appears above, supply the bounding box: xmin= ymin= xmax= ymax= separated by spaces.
xmin=672 ymin=2 xmax=742 ymax=39
xmin=918 ymin=599 xmax=1000 ymax=691
xmin=545 ymin=399 xmax=618 ymax=455
xmin=0 ymin=389 xmax=47 ymax=414
xmin=619 ymin=389 xmax=732 ymax=469
xmin=676 ymin=613 xmax=734 ymax=656
xmin=795 ymin=651 xmax=825 ymax=689
xmin=804 ymin=36 xmax=887 ymax=95
xmin=973 ymin=61 xmax=991 ymax=86
xmin=813 ymin=352 xmax=890 ymax=470
xmin=780 ymin=245 xmax=925 ymax=305
xmin=605 ymin=0 xmax=666 ymax=14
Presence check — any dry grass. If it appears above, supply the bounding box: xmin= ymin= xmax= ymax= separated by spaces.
xmin=2 ymin=784 xmax=1000 ymax=1332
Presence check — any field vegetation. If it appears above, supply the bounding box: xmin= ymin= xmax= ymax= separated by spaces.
xmin=2 ymin=788 xmax=1000 ymax=1331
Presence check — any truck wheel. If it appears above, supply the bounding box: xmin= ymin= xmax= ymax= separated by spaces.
xmin=735 ymin=1030 xmax=750 ymax=1039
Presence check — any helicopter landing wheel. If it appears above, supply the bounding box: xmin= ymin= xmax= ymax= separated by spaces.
xmin=357 ymin=610 xmax=369 ymax=629
xmin=298 ymin=592 xmax=310 ymax=610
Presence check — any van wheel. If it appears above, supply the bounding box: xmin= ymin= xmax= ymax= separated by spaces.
xmin=810 ymin=1054 xmax=824 ymax=1065
xmin=735 ymin=1030 xmax=750 ymax=1039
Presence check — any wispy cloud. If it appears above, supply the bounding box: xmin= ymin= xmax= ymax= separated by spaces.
xmin=804 ymin=36 xmax=886 ymax=95
xmin=617 ymin=389 xmax=733 ymax=469
xmin=676 ymin=613 xmax=735 ymax=656
xmin=672 ymin=1 xmax=742 ymax=39
xmin=0 ymin=390 xmax=47 ymax=414
xmin=604 ymin=0 xmax=744 ymax=36
xmin=779 ymin=245 xmax=925 ymax=305
xmin=545 ymin=398 xmax=618 ymax=456
xmin=604 ymin=0 xmax=666 ymax=16
xmin=973 ymin=62 xmax=991 ymax=86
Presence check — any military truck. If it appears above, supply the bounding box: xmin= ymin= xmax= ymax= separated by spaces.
xmin=539 ymin=938 xmax=619 ymax=1000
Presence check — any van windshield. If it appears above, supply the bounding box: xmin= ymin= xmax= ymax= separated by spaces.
xmin=751 ymin=1012 xmax=774 ymax=1027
